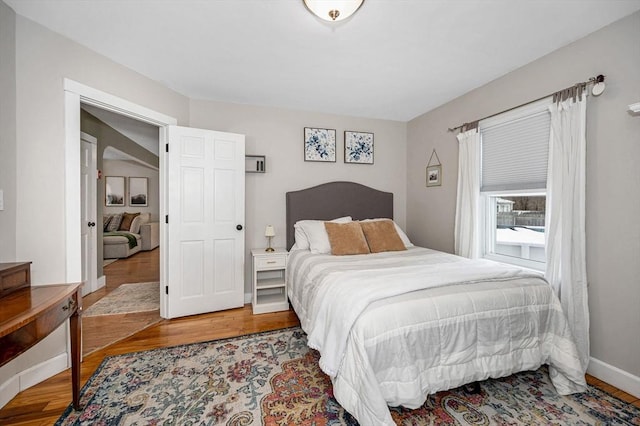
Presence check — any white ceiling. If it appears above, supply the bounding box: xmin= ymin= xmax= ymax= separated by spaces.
xmin=7 ymin=0 xmax=640 ymax=121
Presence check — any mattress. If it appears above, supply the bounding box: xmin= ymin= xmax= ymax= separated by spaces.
xmin=287 ymin=246 xmax=587 ymax=425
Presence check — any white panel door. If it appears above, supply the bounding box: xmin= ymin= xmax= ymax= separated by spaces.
xmin=166 ymin=125 xmax=245 ymax=318
xmin=80 ymin=133 xmax=98 ymax=296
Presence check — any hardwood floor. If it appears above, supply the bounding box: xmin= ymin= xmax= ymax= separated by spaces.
xmin=82 ymin=249 xmax=161 ymax=355
xmin=0 ymin=249 xmax=637 ymax=423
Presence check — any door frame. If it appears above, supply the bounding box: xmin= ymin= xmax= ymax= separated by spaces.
xmin=63 ymin=79 xmax=177 ymax=318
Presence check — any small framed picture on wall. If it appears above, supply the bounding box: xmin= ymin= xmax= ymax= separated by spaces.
xmin=129 ymin=177 xmax=148 ymax=206
xmin=426 ymin=165 xmax=442 ymax=187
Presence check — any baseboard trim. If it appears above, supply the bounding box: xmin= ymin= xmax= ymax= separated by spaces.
xmin=0 ymin=353 xmax=68 ymax=409
xmin=0 ymin=374 xmax=19 ymax=409
xmin=244 ymin=292 xmax=252 ymax=304
xmin=588 ymin=356 xmax=640 ymax=398
xmin=97 ymin=275 xmax=106 ymax=290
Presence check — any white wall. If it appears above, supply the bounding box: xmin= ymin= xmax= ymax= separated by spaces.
xmin=189 ymin=99 xmax=407 ymax=294
xmin=102 ymin=160 xmax=160 ymax=222
xmin=0 ymin=7 xmax=189 ymax=402
xmin=407 ymin=11 xmax=640 ymax=384
xmin=0 ymin=1 xmax=16 ymax=261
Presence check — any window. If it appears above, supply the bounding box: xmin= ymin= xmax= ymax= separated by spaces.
xmin=479 ymin=98 xmax=551 ymax=270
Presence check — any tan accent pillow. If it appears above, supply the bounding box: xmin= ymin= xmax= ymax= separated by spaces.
xmin=360 ymin=219 xmax=407 ymax=253
xmin=324 ymin=222 xmax=370 ymax=256
xmin=119 ymin=212 xmax=140 ymax=231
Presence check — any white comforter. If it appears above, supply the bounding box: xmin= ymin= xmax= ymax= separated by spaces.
xmin=287 ymin=247 xmax=587 ymax=425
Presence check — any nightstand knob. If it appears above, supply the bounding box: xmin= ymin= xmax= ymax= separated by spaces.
xmin=236 ymin=224 xmax=243 ymax=231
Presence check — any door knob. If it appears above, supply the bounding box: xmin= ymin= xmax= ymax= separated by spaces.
xmin=236 ymin=224 xmax=243 ymax=231
xmin=88 ymin=222 xmax=96 ymax=227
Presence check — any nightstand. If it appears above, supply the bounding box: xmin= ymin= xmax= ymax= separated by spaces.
xmin=251 ymin=248 xmax=289 ymax=314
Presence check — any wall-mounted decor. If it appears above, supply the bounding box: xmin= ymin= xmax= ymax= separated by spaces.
xmin=245 ymin=155 xmax=266 ymax=173
xmin=105 ymin=176 xmax=125 ymax=206
xmin=426 ymin=149 xmax=442 ymax=187
xmin=344 ymin=131 xmax=374 ymax=164
xmin=129 ymin=177 xmax=148 ymax=206
xmin=304 ymin=127 xmax=336 ymax=162
xmin=426 ymin=165 xmax=441 ymax=187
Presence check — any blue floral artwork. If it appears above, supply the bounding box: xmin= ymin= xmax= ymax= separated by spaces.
xmin=304 ymin=127 xmax=336 ymax=162
xmin=344 ymin=131 xmax=374 ymax=164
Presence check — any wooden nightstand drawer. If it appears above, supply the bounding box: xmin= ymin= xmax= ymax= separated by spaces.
xmin=255 ymin=255 xmax=286 ymax=269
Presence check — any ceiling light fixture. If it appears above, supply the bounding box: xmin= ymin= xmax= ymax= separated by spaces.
xmin=303 ymin=0 xmax=364 ymax=22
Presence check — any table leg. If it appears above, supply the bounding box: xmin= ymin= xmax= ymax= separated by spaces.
xmin=70 ymin=293 xmax=82 ymax=410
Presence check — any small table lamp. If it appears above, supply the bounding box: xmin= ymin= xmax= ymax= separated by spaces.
xmin=265 ymin=225 xmax=275 ymax=252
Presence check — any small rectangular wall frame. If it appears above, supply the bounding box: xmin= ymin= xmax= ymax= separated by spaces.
xmin=245 ymin=155 xmax=266 ymax=173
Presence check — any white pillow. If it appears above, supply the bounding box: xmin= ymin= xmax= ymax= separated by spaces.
xmin=294 ymin=216 xmax=352 ymax=253
xmin=292 ymin=226 xmax=310 ymax=250
xmin=360 ymin=218 xmax=414 ymax=248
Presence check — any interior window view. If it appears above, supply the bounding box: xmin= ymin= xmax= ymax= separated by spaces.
xmin=1 ymin=1 xmax=638 ymax=425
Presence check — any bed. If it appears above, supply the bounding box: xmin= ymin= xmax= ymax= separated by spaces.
xmin=285 ymin=181 xmax=587 ymax=426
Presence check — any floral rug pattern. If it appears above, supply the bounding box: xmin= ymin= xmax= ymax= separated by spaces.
xmin=57 ymin=327 xmax=640 ymax=425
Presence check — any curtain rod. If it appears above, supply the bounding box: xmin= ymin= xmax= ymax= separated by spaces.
xmin=447 ymin=74 xmax=604 ymax=133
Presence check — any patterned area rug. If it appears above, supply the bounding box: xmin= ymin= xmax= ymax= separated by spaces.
xmin=83 ymin=282 xmax=160 ymax=317
xmin=56 ymin=327 xmax=640 ymax=425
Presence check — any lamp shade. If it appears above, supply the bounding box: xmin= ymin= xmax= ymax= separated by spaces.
xmin=265 ymin=225 xmax=275 ymax=237
xmin=303 ymin=0 xmax=364 ymax=22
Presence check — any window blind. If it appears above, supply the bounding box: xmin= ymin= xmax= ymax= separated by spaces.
xmin=480 ymin=110 xmax=550 ymax=192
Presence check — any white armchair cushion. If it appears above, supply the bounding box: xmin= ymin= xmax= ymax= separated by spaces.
xmin=129 ymin=213 xmax=151 ymax=234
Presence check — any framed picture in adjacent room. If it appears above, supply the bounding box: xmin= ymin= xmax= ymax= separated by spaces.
xmin=344 ymin=131 xmax=374 ymax=164
xmin=105 ymin=176 xmax=125 ymax=206
xmin=129 ymin=177 xmax=148 ymax=207
xmin=304 ymin=127 xmax=336 ymax=162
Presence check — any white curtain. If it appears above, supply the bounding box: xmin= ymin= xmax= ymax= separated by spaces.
xmin=545 ymin=93 xmax=589 ymax=372
xmin=454 ymin=128 xmax=481 ymax=258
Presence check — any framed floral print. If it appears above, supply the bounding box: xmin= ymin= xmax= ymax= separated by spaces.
xmin=304 ymin=127 xmax=336 ymax=162
xmin=344 ymin=131 xmax=374 ymax=164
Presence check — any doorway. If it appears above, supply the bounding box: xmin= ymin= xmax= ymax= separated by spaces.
xmin=64 ymin=79 xmax=176 ymax=320
xmin=78 ymin=104 xmax=163 ymax=355
xmin=65 ymin=80 xmax=245 ymax=325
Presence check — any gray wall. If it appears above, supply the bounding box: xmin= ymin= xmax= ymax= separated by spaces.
xmin=407 ymin=12 xmax=640 ymax=378
xmin=0 ymin=5 xmax=189 ymax=398
xmin=189 ymin=99 xmax=407 ymax=295
xmin=14 ymin=13 xmax=188 ymax=285
xmin=0 ymin=1 xmax=16 ymax=261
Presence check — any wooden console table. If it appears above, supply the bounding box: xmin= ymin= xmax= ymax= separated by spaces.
xmin=0 ymin=277 xmax=82 ymax=409
xmin=0 ymin=262 xmax=32 ymax=298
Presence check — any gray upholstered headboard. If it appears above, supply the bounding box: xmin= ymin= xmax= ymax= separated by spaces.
xmin=286 ymin=181 xmax=393 ymax=250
